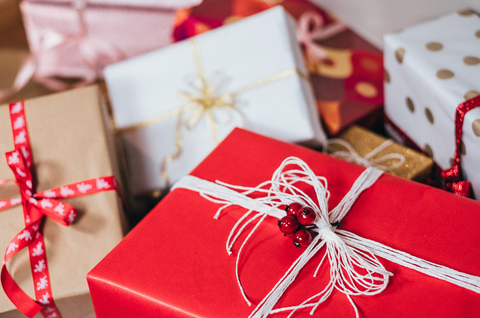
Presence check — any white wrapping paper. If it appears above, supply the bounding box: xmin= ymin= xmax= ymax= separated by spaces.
xmin=105 ymin=7 xmax=326 ymax=195
xmin=384 ymin=10 xmax=480 ymax=199
xmin=310 ymin=0 xmax=480 ymax=49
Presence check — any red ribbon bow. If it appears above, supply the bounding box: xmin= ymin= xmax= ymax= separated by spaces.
xmin=441 ymin=95 xmax=480 ymax=198
xmin=1 ymin=101 xmax=120 ymax=318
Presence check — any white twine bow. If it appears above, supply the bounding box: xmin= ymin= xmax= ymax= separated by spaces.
xmin=172 ymin=156 xmax=480 ymax=317
xmin=324 ymin=139 xmax=406 ymax=172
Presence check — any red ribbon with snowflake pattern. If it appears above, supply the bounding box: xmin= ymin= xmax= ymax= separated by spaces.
xmin=1 ymin=101 xmax=120 ymax=318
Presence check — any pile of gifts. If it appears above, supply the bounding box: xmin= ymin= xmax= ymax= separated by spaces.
xmin=0 ymin=0 xmax=479 ymax=317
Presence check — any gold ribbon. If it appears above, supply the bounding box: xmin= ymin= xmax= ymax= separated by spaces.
xmin=117 ymin=38 xmax=310 ymax=187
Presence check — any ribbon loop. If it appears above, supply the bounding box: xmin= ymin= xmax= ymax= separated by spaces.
xmin=296 ymin=11 xmax=347 ymax=63
xmin=5 ymin=149 xmax=78 ymax=227
xmin=6 ymin=150 xmax=33 ymax=191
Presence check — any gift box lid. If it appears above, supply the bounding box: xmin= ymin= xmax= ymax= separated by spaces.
xmin=24 ymin=0 xmax=201 ymax=10
xmin=88 ymin=128 xmax=480 ymax=318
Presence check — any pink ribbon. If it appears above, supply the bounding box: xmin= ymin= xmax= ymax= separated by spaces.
xmin=0 ymin=1 xmax=124 ymax=101
xmin=296 ymin=11 xmax=347 ymax=63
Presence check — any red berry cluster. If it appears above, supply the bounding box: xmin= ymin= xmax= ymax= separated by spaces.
xmin=277 ymin=202 xmax=316 ymax=248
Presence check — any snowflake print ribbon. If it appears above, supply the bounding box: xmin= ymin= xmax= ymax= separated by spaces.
xmin=1 ymin=101 xmax=120 ymax=318
xmin=173 ymin=156 xmax=480 ymax=318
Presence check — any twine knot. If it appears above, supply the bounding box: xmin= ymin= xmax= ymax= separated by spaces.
xmin=314 ymin=221 xmax=336 ymax=241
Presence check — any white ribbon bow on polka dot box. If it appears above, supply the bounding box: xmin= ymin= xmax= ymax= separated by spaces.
xmin=384 ymin=9 xmax=480 ymax=199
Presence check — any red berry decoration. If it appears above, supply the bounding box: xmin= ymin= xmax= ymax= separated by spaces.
xmin=285 ymin=202 xmax=303 ymax=216
xmin=297 ymin=207 xmax=316 ymax=226
xmin=278 ymin=215 xmax=299 ymax=235
xmin=293 ymin=229 xmax=313 ymax=248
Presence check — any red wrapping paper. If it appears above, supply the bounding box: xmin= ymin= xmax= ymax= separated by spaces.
xmin=88 ymin=128 xmax=480 ymax=317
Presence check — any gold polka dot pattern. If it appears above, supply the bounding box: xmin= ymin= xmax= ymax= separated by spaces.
xmin=436 ymin=69 xmax=454 ymax=79
xmin=424 ymin=144 xmax=434 ymax=158
xmin=460 ymin=140 xmax=466 ymax=155
xmin=465 ymin=90 xmax=480 ymax=100
xmin=406 ymin=97 xmax=415 ymax=112
xmin=355 ymin=82 xmax=378 ymax=98
xmin=426 ymin=42 xmax=443 ymax=51
xmin=395 ymin=48 xmax=405 ymax=63
xmin=458 ymin=9 xmax=474 ymax=16
xmin=463 ymin=56 xmax=480 ymax=65
xmin=425 ymin=108 xmax=434 ymax=124
xmin=384 ymin=69 xmax=390 ymax=83
xmin=473 ymin=119 xmax=480 ymax=137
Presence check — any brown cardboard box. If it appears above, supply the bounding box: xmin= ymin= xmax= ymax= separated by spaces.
xmin=0 ymin=0 xmax=27 ymax=49
xmin=0 ymin=86 xmax=127 ymax=317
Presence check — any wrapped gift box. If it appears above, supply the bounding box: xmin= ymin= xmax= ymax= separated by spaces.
xmin=307 ymin=37 xmax=383 ymax=136
xmin=172 ymin=0 xmax=336 ymax=41
xmin=105 ymin=6 xmax=326 ymax=196
xmin=0 ymin=86 xmax=128 ymax=317
xmin=384 ymin=10 xmax=480 ymax=199
xmin=88 ymin=128 xmax=480 ymax=318
xmin=310 ymin=0 xmax=480 ymax=49
xmin=19 ymin=0 xmax=201 ymax=82
xmin=326 ymin=125 xmax=433 ymax=181
xmin=173 ymin=0 xmax=385 ymax=136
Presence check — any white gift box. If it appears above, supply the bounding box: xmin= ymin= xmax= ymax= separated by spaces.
xmin=105 ymin=6 xmax=326 ymax=196
xmin=310 ymin=0 xmax=480 ymax=49
xmin=384 ymin=10 xmax=480 ymax=199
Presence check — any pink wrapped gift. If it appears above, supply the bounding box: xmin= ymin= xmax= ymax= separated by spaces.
xmin=19 ymin=0 xmax=201 ymax=89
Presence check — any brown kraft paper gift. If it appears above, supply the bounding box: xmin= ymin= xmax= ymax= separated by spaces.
xmin=0 ymin=85 xmax=128 ymax=317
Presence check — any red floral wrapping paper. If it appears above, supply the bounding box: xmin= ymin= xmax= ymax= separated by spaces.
xmin=173 ymin=0 xmax=384 ymax=136
xmin=88 ymin=128 xmax=480 ymax=318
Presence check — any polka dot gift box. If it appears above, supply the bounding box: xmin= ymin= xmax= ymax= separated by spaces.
xmin=384 ymin=9 xmax=480 ymax=199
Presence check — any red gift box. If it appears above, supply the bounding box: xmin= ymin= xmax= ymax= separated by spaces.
xmin=87 ymin=128 xmax=480 ymax=317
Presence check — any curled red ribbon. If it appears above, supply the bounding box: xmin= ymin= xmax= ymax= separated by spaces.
xmin=1 ymin=101 xmax=120 ymax=318
xmin=386 ymin=95 xmax=480 ymax=198
xmin=441 ymin=95 xmax=480 ymax=198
